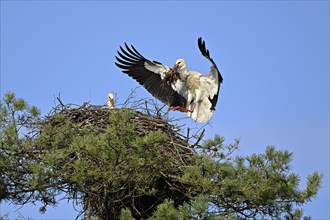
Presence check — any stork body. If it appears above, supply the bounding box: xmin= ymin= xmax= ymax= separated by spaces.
xmin=115 ymin=37 xmax=223 ymax=122
xmin=171 ymin=66 xmax=219 ymax=122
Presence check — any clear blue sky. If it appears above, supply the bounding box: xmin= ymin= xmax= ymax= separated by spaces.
xmin=1 ymin=1 xmax=329 ymax=219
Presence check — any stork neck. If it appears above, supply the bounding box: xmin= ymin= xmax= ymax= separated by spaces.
xmin=179 ymin=67 xmax=188 ymax=75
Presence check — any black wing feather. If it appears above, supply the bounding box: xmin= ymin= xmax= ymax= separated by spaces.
xmin=130 ymin=44 xmax=145 ymax=58
xmin=119 ymin=46 xmax=140 ymax=61
xmin=117 ymin=51 xmax=139 ymax=64
xmin=115 ymin=43 xmax=186 ymax=108
xmin=198 ymin=37 xmax=223 ymax=111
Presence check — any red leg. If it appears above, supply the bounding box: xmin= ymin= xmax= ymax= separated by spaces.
xmin=169 ymin=105 xmax=194 ymax=113
xmin=190 ymin=103 xmax=196 ymax=113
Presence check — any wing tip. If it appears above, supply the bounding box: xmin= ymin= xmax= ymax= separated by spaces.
xmin=198 ymin=37 xmax=203 ymax=45
xmin=198 ymin=37 xmax=210 ymax=58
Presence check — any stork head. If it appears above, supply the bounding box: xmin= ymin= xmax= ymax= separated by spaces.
xmin=108 ymin=93 xmax=114 ymax=100
xmin=172 ymin=58 xmax=187 ymax=73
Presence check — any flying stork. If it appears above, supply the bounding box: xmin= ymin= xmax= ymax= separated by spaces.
xmin=115 ymin=37 xmax=223 ymax=122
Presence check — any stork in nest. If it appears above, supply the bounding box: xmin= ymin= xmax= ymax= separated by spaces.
xmin=107 ymin=93 xmax=115 ymax=109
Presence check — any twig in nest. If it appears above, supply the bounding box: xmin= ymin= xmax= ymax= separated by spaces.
xmin=186 ymin=127 xmax=190 ymax=145
xmin=57 ymin=97 xmax=65 ymax=109
xmin=190 ymin=128 xmax=205 ymax=148
xmin=122 ymin=87 xmax=139 ymax=108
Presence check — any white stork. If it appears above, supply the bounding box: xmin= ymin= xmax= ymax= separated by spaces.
xmin=115 ymin=37 xmax=223 ymax=122
xmin=107 ymin=93 xmax=115 ymax=109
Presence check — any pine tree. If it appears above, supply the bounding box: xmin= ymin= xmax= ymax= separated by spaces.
xmin=0 ymin=92 xmax=322 ymax=219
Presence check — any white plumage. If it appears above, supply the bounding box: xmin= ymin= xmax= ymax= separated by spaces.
xmin=107 ymin=93 xmax=115 ymax=109
xmin=115 ymin=37 xmax=223 ymax=122
xmin=170 ymin=58 xmax=220 ymax=122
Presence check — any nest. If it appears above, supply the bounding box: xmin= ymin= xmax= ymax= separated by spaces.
xmin=37 ymin=99 xmax=204 ymax=219
xmin=44 ymin=104 xmax=189 ymax=148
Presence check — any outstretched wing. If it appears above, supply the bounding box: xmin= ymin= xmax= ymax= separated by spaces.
xmin=198 ymin=37 xmax=223 ymax=111
xmin=115 ymin=43 xmax=187 ymax=107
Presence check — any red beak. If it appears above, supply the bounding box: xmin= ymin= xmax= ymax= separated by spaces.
xmin=171 ymin=63 xmax=179 ymax=72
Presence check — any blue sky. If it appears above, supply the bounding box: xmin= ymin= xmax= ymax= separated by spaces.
xmin=1 ymin=1 xmax=329 ymax=219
